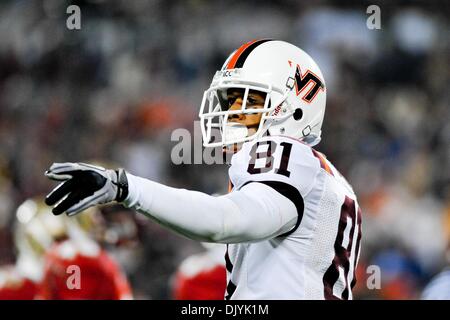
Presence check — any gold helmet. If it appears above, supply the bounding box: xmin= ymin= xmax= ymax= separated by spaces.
xmin=14 ymin=197 xmax=102 ymax=259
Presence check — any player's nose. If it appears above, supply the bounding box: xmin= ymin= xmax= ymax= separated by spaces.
xmin=228 ymin=99 xmax=245 ymax=121
xmin=229 ymin=113 xmax=245 ymax=121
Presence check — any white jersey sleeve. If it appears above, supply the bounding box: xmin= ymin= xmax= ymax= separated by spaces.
xmin=123 ymin=172 xmax=298 ymax=243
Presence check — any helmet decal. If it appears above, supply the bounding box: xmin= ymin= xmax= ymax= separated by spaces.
xmin=294 ymin=64 xmax=325 ymax=103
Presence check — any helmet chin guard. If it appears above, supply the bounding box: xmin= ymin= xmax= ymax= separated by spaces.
xmin=199 ymin=40 xmax=326 ymax=148
xmin=223 ymin=123 xmax=249 ymax=142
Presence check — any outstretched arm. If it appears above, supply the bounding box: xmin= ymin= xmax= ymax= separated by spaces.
xmin=124 ymin=173 xmax=298 ymax=243
xmin=45 ymin=162 xmax=298 ymax=243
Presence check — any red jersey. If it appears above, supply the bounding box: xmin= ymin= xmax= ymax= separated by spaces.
xmin=38 ymin=240 xmax=132 ymax=300
xmin=173 ymin=245 xmax=226 ymax=300
xmin=0 ymin=265 xmax=39 ymax=300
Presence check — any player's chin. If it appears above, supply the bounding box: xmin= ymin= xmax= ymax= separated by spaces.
xmin=222 ymin=128 xmax=259 ymax=154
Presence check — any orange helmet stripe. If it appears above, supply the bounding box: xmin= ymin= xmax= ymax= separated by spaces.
xmin=226 ymin=40 xmax=259 ymax=69
xmin=226 ymin=39 xmax=273 ymax=70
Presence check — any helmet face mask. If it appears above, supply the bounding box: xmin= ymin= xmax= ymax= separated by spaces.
xmin=199 ymin=40 xmax=326 ymax=149
xmin=199 ymin=73 xmax=286 ymax=147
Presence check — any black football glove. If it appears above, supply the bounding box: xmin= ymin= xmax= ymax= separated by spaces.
xmin=44 ymin=162 xmax=129 ymax=216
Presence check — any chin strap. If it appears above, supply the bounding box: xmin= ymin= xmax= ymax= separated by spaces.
xmin=303 ymin=135 xmax=321 ymax=147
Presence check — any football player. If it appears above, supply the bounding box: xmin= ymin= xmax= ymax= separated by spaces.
xmin=37 ymin=203 xmax=133 ymax=300
xmin=2 ymin=197 xmax=132 ymax=300
xmin=172 ymin=243 xmax=227 ymax=300
xmin=0 ymin=198 xmax=65 ymax=300
xmin=45 ymin=40 xmax=362 ymax=300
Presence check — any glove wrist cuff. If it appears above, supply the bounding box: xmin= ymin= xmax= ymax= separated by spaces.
xmin=115 ymin=168 xmax=129 ymax=202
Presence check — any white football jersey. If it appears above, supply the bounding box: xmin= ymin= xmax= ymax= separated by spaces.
xmin=226 ymin=135 xmax=362 ymax=300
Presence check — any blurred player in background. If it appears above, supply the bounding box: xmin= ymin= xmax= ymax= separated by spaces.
xmin=0 ymin=198 xmax=63 ymax=299
xmin=0 ymin=197 xmax=132 ymax=300
xmin=172 ymin=243 xmax=226 ymax=300
xmin=44 ymin=40 xmax=362 ymax=299
xmin=96 ymin=204 xmax=144 ymax=276
xmin=38 ymin=203 xmax=133 ymax=300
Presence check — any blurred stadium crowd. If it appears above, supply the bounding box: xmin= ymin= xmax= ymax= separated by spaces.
xmin=0 ymin=0 xmax=449 ymax=299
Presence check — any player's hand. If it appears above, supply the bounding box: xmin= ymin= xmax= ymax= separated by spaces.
xmin=44 ymin=162 xmax=129 ymax=216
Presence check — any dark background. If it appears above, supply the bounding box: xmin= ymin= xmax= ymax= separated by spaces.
xmin=0 ymin=0 xmax=448 ymax=299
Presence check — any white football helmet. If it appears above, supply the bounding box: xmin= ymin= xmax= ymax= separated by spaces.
xmin=199 ymin=39 xmax=326 ymax=147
